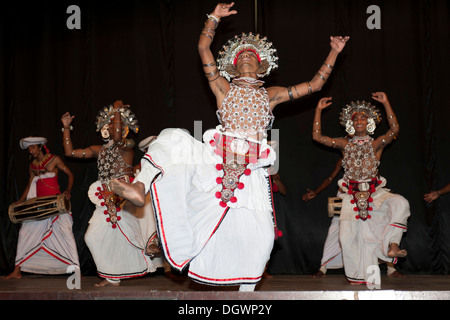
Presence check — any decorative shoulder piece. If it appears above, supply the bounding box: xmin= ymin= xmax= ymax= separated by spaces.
xmin=217 ymin=32 xmax=279 ymax=81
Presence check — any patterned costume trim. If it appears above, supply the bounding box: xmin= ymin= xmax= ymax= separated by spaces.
xmin=209 ymin=132 xmax=271 ymax=208
xmin=338 ymin=177 xmax=387 ymax=221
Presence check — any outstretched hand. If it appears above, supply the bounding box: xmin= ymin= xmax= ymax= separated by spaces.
xmin=213 ymin=2 xmax=238 ymax=18
xmin=330 ymin=36 xmax=350 ymax=53
xmin=316 ymin=97 xmax=333 ymax=110
xmin=61 ymin=112 xmax=75 ymax=128
xmin=371 ymin=92 xmax=388 ymax=104
xmin=302 ymin=189 xmax=317 ymax=202
xmin=424 ymin=191 xmax=439 ymax=203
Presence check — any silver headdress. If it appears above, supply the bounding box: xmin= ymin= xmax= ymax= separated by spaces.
xmin=339 ymin=101 xmax=381 ymax=135
xmin=217 ymin=32 xmax=279 ymax=81
xmin=95 ymin=104 xmax=139 ymax=138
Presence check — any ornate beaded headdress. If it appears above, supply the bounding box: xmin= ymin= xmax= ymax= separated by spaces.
xmin=95 ymin=105 xmax=139 ymax=137
xmin=217 ymin=32 xmax=279 ymax=81
xmin=339 ymin=101 xmax=381 ymax=135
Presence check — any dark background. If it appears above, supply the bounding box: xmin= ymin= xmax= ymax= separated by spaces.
xmin=1 ymin=0 xmax=449 ymax=276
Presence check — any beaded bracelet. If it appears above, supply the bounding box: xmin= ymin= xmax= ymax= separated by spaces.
xmin=61 ymin=126 xmax=73 ymax=132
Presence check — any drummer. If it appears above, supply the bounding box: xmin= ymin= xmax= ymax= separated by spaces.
xmin=1 ymin=137 xmax=80 ymax=279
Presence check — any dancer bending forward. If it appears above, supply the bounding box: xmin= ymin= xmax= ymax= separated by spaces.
xmin=113 ymin=2 xmax=348 ymax=291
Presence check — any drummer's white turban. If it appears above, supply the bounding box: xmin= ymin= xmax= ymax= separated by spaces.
xmin=20 ymin=137 xmax=47 ymax=150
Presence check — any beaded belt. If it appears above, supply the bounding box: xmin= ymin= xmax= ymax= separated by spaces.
xmin=342 ymin=177 xmax=382 ymax=221
xmin=209 ymin=133 xmax=270 ymax=207
xmin=94 ymin=175 xmax=133 ymax=228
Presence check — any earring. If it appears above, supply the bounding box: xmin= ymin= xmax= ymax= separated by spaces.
xmin=101 ymin=124 xmax=110 ymax=140
xmin=345 ymin=120 xmax=355 ymax=135
xmin=366 ymin=118 xmax=376 ymax=134
xmin=256 ymin=60 xmax=269 ymax=78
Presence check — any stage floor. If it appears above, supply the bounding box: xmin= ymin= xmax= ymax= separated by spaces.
xmin=1 ymin=273 xmax=449 ymax=300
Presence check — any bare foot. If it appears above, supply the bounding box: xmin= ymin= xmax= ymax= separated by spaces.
xmin=94 ymin=279 xmax=120 ymax=287
xmin=145 ymin=242 xmax=162 ymax=259
xmin=311 ymin=270 xmax=326 ymax=278
xmin=111 ymin=179 xmax=145 ymax=206
xmin=388 ymin=243 xmax=407 ymax=258
xmin=1 ymin=267 xmax=21 ymax=280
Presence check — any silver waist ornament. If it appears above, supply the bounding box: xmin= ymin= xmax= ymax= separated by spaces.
xmin=346 ymin=178 xmax=381 ymax=221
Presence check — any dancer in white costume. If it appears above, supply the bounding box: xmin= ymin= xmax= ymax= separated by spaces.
xmin=2 ymin=137 xmax=79 ymax=279
xmin=135 ymin=136 xmax=164 ymax=260
xmin=61 ymin=101 xmax=162 ymax=286
xmin=112 ymin=2 xmax=348 ymax=291
xmin=303 ymin=158 xmax=344 ymax=277
xmin=312 ymin=92 xmax=410 ymax=285
xmin=304 ymin=157 xmax=405 ymax=279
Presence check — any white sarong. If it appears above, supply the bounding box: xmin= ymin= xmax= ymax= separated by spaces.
xmin=135 ymin=127 xmax=276 ymax=286
xmin=15 ymin=173 xmax=79 ymax=274
xmin=85 ymin=181 xmax=163 ymax=280
xmin=338 ymin=177 xmax=410 ymax=283
xmin=319 ymin=215 xmax=343 ymax=273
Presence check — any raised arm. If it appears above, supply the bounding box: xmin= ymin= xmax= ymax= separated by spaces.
xmin=61 ymin=112 xmax=101 ymax=159
xmin=267 ymin=36 xmax=350 ymax=110
xmin=198 ymin=3 xmax=237 ymax=107
xmin=371 ymin=92 xmax=399 ymax=152
xmin=312 ymin=97 xmax=348 ymax=149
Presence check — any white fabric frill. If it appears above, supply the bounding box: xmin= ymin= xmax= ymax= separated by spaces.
xmin=84 ymin=180 xmax=163 ymax=280
xmin=135 ymin=126 xmax=277 ymax=286
xmin=337 ymin=176 xmax=410 ymax=283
